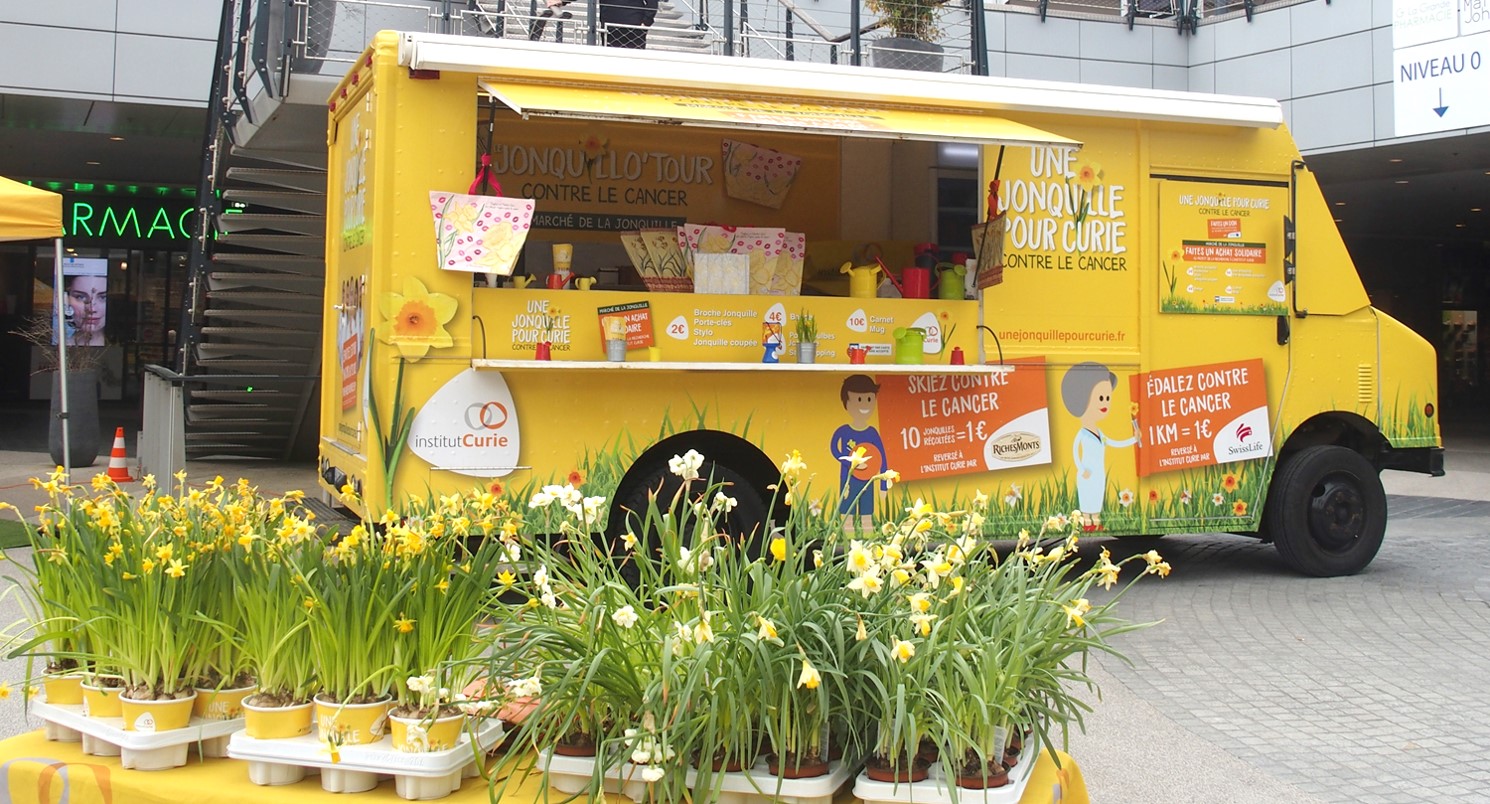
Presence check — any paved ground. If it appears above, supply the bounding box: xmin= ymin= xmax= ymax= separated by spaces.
xmin=0 ymin=417 xmax=1485 ymax=802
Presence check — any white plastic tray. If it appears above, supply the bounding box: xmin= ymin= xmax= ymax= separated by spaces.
xmin=33 ymin=700 xmax=244 ymax=771
xmin=227 ymin=718 xmax=503 ymax=801
xmin=852 ymin=752 xmax=1037 ymax=804
xmin=539 ymin=749 xmax=855 ymax=804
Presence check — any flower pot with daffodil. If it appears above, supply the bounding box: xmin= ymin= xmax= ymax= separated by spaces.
xmin=484 ymin=454 xmax=758 ymax=803
xmin=926 ymin=516 xmax=1168 ymax=788
xmin=793 ymin=309 xmax=818 ymax=364
xmin=388 ymin=673 xmax=467 ymax=753
xmin=2 ymin=470 xmax=146 ymax=705
xmin=302 ymin=516 xmax=410 ymax=745
xmin=230 ymin=493 xmax=323 ymax=737
xmin=63 ymin=474 xmax=242 ymax=730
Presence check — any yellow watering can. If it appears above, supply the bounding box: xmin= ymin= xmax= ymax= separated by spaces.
xmin=512 ymin=275 xmax=538 ymax=289
xmin=840 ymin=261 xmax=883 ymax=299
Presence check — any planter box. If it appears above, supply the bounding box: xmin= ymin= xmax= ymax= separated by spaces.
xmin=539 ymin=749 xmax=855 ymax=804
xmin=227 ymin=718 xmax=504 ymax=801
xmin=853 ymin=753 xmax=1037 ymax=804
xmin=33 ymin=700 xmax=243 ymax=771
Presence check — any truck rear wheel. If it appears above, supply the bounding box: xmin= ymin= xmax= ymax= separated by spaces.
xmin=617 ymin=458 xmax=769 ymax=554
xmin=1263 ymin=445 xmax=1386 ymax=577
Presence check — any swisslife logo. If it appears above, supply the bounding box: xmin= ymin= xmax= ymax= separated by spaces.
xmin=1212 ymin=405 xmax=1271 ymax=465
xmin=406 ymin=369 xmax=522 ymax=477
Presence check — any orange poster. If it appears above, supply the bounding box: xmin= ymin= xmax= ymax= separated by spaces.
xmin=1130 ymin=358 xmax=1272 ymax=477
xmin=597 ymin=301 xmax=656 ymax=349
xmin=876 ymin=357 xmax=1051 ymax=482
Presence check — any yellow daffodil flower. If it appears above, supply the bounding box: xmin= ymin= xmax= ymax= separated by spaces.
xmin=840 ymin=446 xmax=870 ymax=471
xmin=756 ymin=616 xmax=779 ymax=642
xmin=1063 ymin=598 xmax=1091 ymax=628
xmin=770 ymin=537 xmax=788 ymax=563
xmin=797 ymin=659 xmax=821 ymax=690
xmin=891 ymin=639 xmax=915 ymax=664
xmin=909 ymin=592 xmax=932 ymax=614
xmin=394 ymin=615 xmax=416 ymax=634
xmin=165 ymin=558 xmax=188 ymax=579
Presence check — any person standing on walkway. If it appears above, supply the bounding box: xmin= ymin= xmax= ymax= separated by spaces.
xmin=599 ymin=0 xmax=657 ymax=48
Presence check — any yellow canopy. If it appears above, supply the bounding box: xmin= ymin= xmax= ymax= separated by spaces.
xmin=0 ymin=175 xmax=64 ymax=242
xmin=480 ymin=81 xmax=1078 ymax=148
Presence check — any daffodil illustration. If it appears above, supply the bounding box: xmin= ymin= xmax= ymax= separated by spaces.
xmin=1068 ymin=161 xmax=1104 ymax=225
xmin=379 ymin=277 xmax=457 ymax=361
xmin=580 ymin=133 xmax=609 ymax=180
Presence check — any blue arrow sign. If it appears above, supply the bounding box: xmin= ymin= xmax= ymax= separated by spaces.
xmin=1434 ymin=88 xmax=1448 ymax=117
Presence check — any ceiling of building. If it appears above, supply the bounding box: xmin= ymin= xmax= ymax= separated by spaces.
xmin=3 ymin=94 xmax=1488 ymax=249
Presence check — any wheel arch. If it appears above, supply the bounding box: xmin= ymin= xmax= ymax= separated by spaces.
xmin=605 ymin=429 xmax=785 ymax=536
xmin=1276 ymin=411 xmax=1390 ymax=470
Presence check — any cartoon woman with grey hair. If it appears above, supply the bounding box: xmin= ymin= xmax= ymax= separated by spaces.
xmin=1061 ymin=362 xmax=1137 ymax=531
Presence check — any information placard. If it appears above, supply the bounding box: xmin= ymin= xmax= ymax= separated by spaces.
xmin=1130 ymin=358 xmax=1272 ymax=477
xmin=1158 ymin=182 xmax=1288 ymax=316
xmin=876 ymin=358 xmax=1051 ymax=482
xmin=597 ymin=301 xmax=656 ymax=349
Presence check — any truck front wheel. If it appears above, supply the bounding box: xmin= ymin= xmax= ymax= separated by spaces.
xmin=1263 ymin=445 xmax=1386 ymax=577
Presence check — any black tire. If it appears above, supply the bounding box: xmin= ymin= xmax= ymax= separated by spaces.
xmin=616 ymin=458 xmax=770 ymax=554
xmin=1263 ymin=445 xmax=1386 ymax=577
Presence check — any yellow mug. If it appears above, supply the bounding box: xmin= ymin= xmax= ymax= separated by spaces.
xmin=573 ymin=277 xmax=597 ymax=291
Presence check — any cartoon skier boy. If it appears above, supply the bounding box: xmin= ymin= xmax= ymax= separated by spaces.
xmin=831 ymin=374 xmax=888 ymax=533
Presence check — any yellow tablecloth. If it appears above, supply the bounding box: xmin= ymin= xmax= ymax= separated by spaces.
xmin=0 ymin=729 xmax=1088 ymax=803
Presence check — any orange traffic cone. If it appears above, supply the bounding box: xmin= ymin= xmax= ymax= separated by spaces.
xmin=106 ymin=427 xmax=134 ymax=483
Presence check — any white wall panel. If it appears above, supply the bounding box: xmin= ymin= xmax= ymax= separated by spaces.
xmin=1372 ymin=82 xmax=1394 ymax=142
xmin=0 ymin=23 xmax=114 ymax=95
xmin=1080 ymin=20 xmax=1153 ymax=64
xmin=1151 ymin=25 xmax=1189 ymax=67
xmin=1370 ymin=25 xmax=1393 ymax=85
xmin=1212 ymin=4 xmax=1291 ymax=62
xmin=1004 ymin=53 xmax=1081 ymax=83
xmin=1290 ymin=0 xmax=1373 ymax=46
xmin=1291 ymin=86 xmax=1375 ymax=150
xmin=1215 ymin=50 xmax=1292 ymax=100
xmin=1080 ymin=60 xmax=1154 ymax=89
xmin=1005 ymin=14 xmax=1080 ymax=59
xmin=117 ymin=0 xmax=218 ymax=39
xmin=114 ymin=34 xmax=213 ymax=102
xmin=0 ymin=0 xmax=117 ymax=29
xmin=1291 ymin=32 xmax=1373 ymax=98
xmin=1154 ymin=64 xmax=1187 ymax=91
xmin=1187 ymin=62 xmax=1216 ymax=94
xmin=1371 ymin=0 xmax=1393 ymax=27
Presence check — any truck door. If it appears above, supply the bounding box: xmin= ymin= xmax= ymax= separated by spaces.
xmin=1142 ymin=173 xmax=1293 ymax=532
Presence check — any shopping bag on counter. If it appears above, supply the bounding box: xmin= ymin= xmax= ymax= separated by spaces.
xmin=429 ymin=157 xmax=534 ymax=276
xmin=729 ymin=227 xmax=787 ymax=295
xmin=694 ymin=253 xmax=751 ymax=295
xmin=625 ymin=230 xmax=694 ymax=293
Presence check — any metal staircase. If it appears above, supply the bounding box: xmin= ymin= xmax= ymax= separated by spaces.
xmin=181 ymin=149 xmax=326 ymax=459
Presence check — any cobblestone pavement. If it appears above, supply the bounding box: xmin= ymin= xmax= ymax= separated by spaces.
xmin=1072 ymin=498 xmax=1490 ymax=804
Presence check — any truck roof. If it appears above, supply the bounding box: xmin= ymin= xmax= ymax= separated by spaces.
xmin=393 ymin=32 xmax=1283 ymax=134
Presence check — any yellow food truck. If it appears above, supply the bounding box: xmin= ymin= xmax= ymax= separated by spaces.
xmin=318 ymin=31 xmax=1442 ymax=577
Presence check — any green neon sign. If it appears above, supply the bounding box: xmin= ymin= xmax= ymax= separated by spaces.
xmin=65 ymin=198 xmax=198 ymax=244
